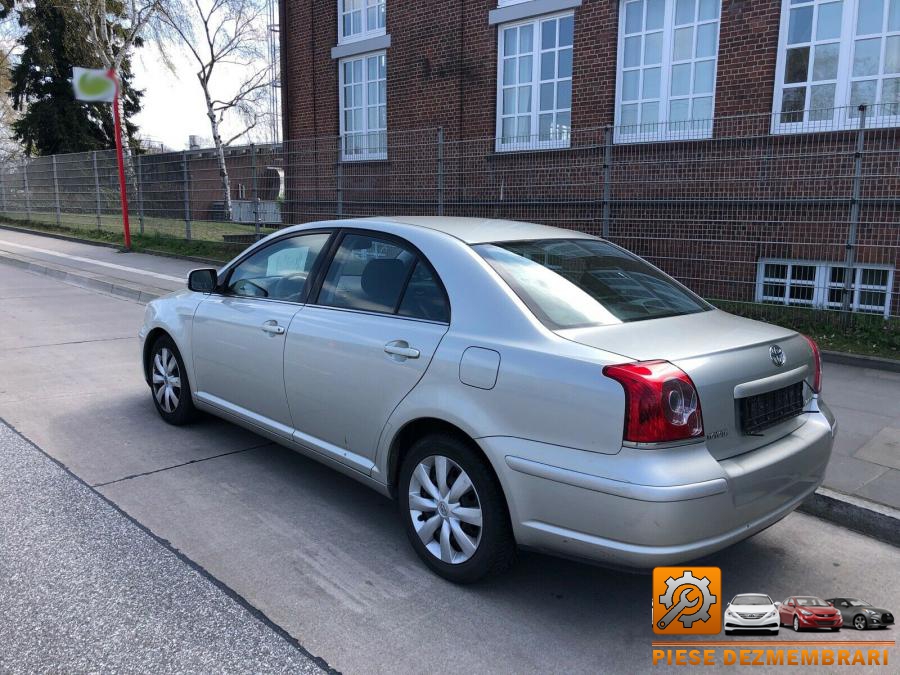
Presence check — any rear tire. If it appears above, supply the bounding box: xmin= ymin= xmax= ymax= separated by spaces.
xmin=398 ymin=433 xmax=516 ymax=583
xmin=148 ymin=335 xmax=197 ymax=426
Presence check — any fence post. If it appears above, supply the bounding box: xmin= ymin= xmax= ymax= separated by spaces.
xmin=251 ymin=143 xmax=261 ymax=240
xmin=22 ymin=158 xmax=31 ymax=221
xmin=437 ymin=127 xmax=445 ymax=216
xmin=601 ymin=125 xmax=613 ymax=238
xmin=841 ymin=104 xmax=866 ymax=316
xmin=51 ymin=155 xmax=61 ymax=227
xmin=335 ymin=155 xmax=343 ymax=218
xmin=0 ymin=168 xmax=6 ymax=215
xmin=182 ymin=151 xmax=192 ymax=241
xmin=136 ymin=154 xmax=145 ymax=235
xmin=92 ymin=151 xmax=101 ymax=229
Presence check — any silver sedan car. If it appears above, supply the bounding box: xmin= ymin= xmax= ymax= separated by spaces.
xmin=139 ymin=217 xmax=836 ymax=583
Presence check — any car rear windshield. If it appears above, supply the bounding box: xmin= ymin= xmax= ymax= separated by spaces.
xmin=475 ymin=239 xmax=710 ymax=329
xmin=734 ymin=595 xmax=771 ymax=605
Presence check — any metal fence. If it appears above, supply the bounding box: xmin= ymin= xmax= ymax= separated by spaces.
xmin=1 ymin=105 xmax=897 ymax=326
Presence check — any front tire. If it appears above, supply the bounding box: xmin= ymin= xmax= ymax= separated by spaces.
xmin=398 ymin=433 xmax=516 ymax=583
xmin=853 ymin=615 xmax=868 ymax=631
xmin=793 ymin=616 xmax=801 ymax=632
xmin=149 ymin=335 xmax=197 ymax=425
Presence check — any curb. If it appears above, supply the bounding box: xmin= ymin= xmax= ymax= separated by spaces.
xmin=0 ymin=250 xmax=166 ymax=304
xmin=799 ymin=487 xmax=900 ymax=548
xmin=822 ymin=349 xmax=900 ymax=373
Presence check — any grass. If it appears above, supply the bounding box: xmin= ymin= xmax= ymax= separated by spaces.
xmin=0 ymin=211 xmax=274 ymax=262
xmin=714 ymin=300 xmax=900 ymax=360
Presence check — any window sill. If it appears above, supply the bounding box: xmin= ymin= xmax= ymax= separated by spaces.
xmin=488 ymin=0 xmax=581 ymax=25
xmin=339 ymin=154 xmax=388 ymax=163
xmin=770 ymin=116 xmax=900 ymax=136
xmin=331 ymin=33 xmax=391 ymax=60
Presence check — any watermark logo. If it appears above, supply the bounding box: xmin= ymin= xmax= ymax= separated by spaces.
xmin=653 ymin=567 xmax=722 ymax=635
xmin=72 ymin=67 xmax=117 ymax=103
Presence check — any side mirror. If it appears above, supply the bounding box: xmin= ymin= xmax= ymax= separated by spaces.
xmin=188 ymin=268 xmax=218 ymax=293
xmin=775 ymin=602 xmax=781 ymax=608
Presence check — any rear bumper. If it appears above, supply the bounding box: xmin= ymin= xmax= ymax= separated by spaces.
xmin=479 ymin=399 xmax=836 ymax=568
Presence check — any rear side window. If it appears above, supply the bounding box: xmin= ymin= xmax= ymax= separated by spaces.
xmin=317 ymin=233 xmax=449 ymax=322
xmin=475 ymin=239 xmax=710 ymax=329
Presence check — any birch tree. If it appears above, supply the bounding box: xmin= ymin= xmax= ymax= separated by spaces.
xmin=161 ymin=0 xmax=270 ymax=222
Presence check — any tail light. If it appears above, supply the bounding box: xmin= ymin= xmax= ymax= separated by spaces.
xmin=603 ymin=360 xmax=703 ymax=444
xmin=801 ymin=334 xmax=822 ymax=393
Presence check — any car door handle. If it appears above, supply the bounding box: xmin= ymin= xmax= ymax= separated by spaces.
xmin=261 ymin=322 xmax=285 ymax=335
xmin=384 ymin=341 xmax=420 ymax=359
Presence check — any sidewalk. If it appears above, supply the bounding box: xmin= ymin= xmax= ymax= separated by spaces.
xmin=0 ymin=421 xmax=325 ymax=674
xmin=821 ymin=362 xmax=900 ymax=509
xmin=0 ymin=228 xmax=897 ymax=521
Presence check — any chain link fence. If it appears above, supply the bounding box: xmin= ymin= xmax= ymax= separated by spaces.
xmin=1 ymin=105 xmax=897 ymax=328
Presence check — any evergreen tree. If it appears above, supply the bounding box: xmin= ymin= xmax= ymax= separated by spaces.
xmin=8 ymin=0 xmax=142 ymax=155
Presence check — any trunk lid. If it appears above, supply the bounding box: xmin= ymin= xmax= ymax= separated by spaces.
xmin=558 ymin=310 xmax=815 ymax=460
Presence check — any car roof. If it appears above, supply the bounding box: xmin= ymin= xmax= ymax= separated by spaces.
xmin=354 ymin=216 xmax=598 ymax=245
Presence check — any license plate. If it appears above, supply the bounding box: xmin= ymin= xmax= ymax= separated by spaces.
xmin=739 ymin=382 xmax=804 ymax=434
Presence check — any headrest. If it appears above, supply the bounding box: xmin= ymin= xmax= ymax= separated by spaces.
xmin=361 ymin=258 xmax=406 ymax=309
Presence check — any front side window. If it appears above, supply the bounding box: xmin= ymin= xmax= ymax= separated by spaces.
xmin=616 ymin=0 xmax=721 ymax=142
xmin=774 ymin=0 xmax=900 ymax=131
xmin=339 ymin=52 xmax=387 ymax=160
xmin=476 ymin=239 xmax=710 ymax=329
xmin=227 ymin=233 xmax=332 ymax=302
xmin=496 ymin=13 xmax=574 ymax=150
xmin=757 ymin=258 xmax=894 ymax=316
xmin=339 ymin=0 xmax=386 ymax=43
xmin=318 ymin=233 xmax=449 ymax=321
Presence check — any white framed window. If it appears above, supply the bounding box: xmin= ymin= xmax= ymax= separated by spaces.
xmin=338 ymin=0 xmax=386 ymax=44
xmin=756 ymin=259 xmax=894 ymax=316
xmin=496 ymin=12 xmax=574 ymax=151
xmin=773 ymin=0 xmax=900 ymax=133
xmin=614 ymin=0 xmax=721 ymax=143
xmin=339 ymin=52 xmax=387 ymax=160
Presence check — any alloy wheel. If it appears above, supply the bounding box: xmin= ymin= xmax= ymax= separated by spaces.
xmin=408 ymin=455 xmax=483 ymax=564
xmin=152 ymin=347 xmax=181 ymax=414
xmin=854 ymin=615 xmax=867 ymax=631
xmin=793 ymin=616 xmax=800 ymax=632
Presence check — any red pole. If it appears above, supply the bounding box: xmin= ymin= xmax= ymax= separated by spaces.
xmin=110 ymin=69 xmax=132 ymax=250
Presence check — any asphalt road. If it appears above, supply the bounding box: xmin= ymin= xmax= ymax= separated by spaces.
xmin=0 ymin=240 xmax=898 ymax=673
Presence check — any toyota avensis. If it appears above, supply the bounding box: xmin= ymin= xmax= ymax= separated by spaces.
xmin=139 ymin=217 xmax=836 ymax=583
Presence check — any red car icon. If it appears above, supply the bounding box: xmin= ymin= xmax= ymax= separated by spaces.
xmin=777 ymin=596 xmax=843 ymax=632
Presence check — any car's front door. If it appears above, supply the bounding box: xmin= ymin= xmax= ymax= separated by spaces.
xmin=192 ymin=231 xmax=333 ymax=437
xmin=284 ymin=231 xmax=451 ymax=472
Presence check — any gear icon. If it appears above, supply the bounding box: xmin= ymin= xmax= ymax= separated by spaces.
xmin=658 ymin=570 xmax=717 ymax=628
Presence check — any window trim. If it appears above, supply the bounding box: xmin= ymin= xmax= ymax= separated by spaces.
xmin=613 ymin=0 xmax=721 ymax=144
xmin=309 ymin=228 xmax=452 ymax=325
xmin=336 ymin=0 xmax=386 ymax=45
xmin=338 ymin=50 xmax=388 ymax=162
xmin=771 ymin=0 xmax=900 ymax=135
xmin=494 ymin=10 xmax=575 ymax=153
xmin=755 ymin=257 xmax=894 ymax=317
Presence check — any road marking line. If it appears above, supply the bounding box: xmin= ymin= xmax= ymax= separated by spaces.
xmin=0 ymin=239 xmax=185 ymax=283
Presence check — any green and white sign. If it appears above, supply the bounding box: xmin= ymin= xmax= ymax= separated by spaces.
xmin=72 ymin=67 xmax=117 ymax=102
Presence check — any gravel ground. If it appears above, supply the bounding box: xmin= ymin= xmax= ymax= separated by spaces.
xmin=0 ymin=421 xmax=327 ymax=674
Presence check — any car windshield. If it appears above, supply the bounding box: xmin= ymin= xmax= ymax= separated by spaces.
xmin=475 ymin=239 xmax=710 ymax=329
xmin=796 ymin=597 xmax=829 ymax=607
xmin=848 ymin=600 xmax=872 ymax=607
xmin=733 ymin=595 xmax=772 ymax=605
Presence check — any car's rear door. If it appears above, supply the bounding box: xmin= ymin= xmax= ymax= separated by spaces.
xmin=191 ymin=230 xmax=333 ymax=437
xmin=283 ymin=230 xmax=450 ymax=473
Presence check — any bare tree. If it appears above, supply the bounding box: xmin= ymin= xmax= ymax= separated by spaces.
xmin=161 ymin=0 xmax=270 ymax=222
xmin=69 ymin=0 xmax=181 ymax=153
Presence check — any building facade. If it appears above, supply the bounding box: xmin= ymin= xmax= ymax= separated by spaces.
xmin=278 ymin=0 xmax=900 ymax=317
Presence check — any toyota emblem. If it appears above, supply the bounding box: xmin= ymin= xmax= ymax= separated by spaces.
xmin=770 ymin=345 xmax=786 ymax=367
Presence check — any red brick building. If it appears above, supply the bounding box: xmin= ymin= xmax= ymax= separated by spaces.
xmin=278 ymin=0 xmax=900 ymax=317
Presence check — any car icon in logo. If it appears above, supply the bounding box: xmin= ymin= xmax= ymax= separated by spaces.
xmin=769 ymin=345 xmax=786 ymax=367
